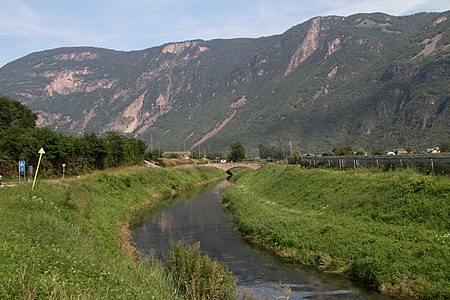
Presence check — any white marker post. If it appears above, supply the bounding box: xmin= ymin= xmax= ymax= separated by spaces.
xmin=62 ymin=164 xmax=66 ymax=180
xmin=32 ymin=148 xmax=45 ymax=191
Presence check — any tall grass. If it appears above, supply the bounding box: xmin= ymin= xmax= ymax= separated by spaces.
xmin=0 ymin=166 xmax=226 ymax=299
xmin=168 ymin=241 xmax=237 ymax=300
xmin=223 ymin=165 xmax=450 ymax=299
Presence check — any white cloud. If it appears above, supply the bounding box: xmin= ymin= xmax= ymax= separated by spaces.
xmin=325 ymin=0 xmax=432 ymax=16
xmin=402 ymin=0 xmax=450 ymax=14
xmin=0 ymin=0 xmax=40 ymax=35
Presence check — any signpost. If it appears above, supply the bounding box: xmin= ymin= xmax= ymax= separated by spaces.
xmin=28 ymin=165 xmax=33 ymax=182
xmin=32 ymin=148 xmax=45 ymax=191
xmin=19 ymin=160 xmax=25 ymax=182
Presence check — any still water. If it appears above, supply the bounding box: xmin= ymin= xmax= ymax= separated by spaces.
xmin=132 ymin=181 xmax=390 ymax=299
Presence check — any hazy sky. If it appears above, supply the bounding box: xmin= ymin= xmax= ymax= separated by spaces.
xmin=1 ymin=0 xmax=449 ymax=67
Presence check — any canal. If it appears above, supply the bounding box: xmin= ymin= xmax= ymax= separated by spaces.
xmin=132 ymin=180 xmax=390 ymax=299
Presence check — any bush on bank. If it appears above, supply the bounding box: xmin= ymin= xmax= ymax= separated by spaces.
xmin=0 ymin=166 xmax=226 ymax=299
xmin=223 ymin=165 xmax=450 ymax=299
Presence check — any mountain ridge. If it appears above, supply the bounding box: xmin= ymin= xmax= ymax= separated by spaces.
xmin=0 ymin=11 xmax=448 ymax=153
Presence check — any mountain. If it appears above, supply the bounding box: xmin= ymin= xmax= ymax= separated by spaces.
xmin=0 ymin=11 xmax=449 ymax=154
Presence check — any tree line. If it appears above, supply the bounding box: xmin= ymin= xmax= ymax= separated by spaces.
xmin=0 ymin=96 xmax=147 ymax=178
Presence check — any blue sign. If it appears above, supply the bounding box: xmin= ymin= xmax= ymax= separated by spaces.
xmin=19 ymin=160 xmax=25 ymax=173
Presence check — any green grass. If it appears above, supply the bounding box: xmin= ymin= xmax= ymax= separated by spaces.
xmin=223 ymin=165 xmax=450 ymax=299
xmin=169 ymin=241 xmax=236 ymax=300
xmin=0 ymin=166 xmax=226 ymax=299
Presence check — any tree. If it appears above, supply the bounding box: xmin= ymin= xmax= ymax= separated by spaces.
xmin=227 ymin=142 xmax=245 ymax=162
xmin=144 ymin=149 xmax=162 ymax=161
xmin=205 ymin=151 xmax=225 ymax=161
xmin=288 ymin=150 xmax=301 ymax=164
xmin=102 ymin=131 xmax=127 ymax=167
xmin=371 ymin=146 xmax=386 ymax=155
xmin=124 ymin=138 xmax=147 ymax=165
xmin=74 ymin=132 xmax=107 ymax=170
xmin=332 ymin=145 xmax=354 ymax=156
xmin=355 ymin=148 xmax=366 ymax=156
xmin=0 ymin=96 xmax=148 ymax=177
xmin=0 ymin=96 xmax=36 ymax=131
xmin=258 ymin=145 xmax=285 ymax=160
xmin=440 ymin=141 xmax=450 ymax=153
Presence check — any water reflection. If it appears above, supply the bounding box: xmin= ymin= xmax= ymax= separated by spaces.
xmin=132 ymin=181 xmax=391 ymax=299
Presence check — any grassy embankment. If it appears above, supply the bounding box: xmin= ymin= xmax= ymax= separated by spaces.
xmin=223 ymin=165 xmax=450 ymax=299
xmin=0 ymin=165 xmax=228 ymax=299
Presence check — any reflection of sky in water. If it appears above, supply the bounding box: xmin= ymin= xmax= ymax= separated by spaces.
xmin=133 ymin=181 xmax=391 ymax=300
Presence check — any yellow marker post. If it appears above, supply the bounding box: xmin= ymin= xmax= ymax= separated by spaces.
xmin=32 ymin=147 xmax=45 ymax=191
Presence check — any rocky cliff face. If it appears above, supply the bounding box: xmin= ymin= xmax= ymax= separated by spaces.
xmin=0 ymin=11 xmax=449 ymax=152
xmin=285 ymin=17 xmax=321 ymax=77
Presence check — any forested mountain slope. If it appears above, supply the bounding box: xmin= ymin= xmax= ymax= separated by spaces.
xmin=0 ymin=11 xmax=448 ymax=153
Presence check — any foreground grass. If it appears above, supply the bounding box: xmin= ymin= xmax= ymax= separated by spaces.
xmin=0 ymin=166 xmax=225 ymax=299
xmin=223 ymin=165 xmax=450 ymax=299
xmin=169 ymin=241 xmax=236 ymax=300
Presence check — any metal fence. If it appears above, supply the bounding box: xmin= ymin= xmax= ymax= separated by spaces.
xmin=289 ymin=154 xmax=450 ymax=174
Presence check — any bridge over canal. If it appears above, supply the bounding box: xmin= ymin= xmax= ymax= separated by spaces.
xmin=205 ymin=162 xmax=265 ymax=172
